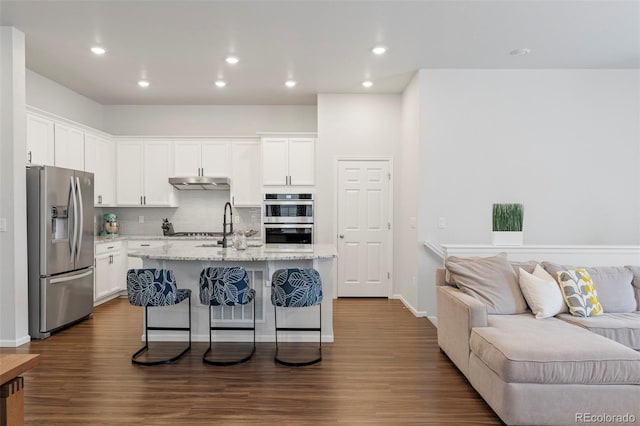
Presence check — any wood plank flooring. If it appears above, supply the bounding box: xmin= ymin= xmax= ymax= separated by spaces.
xmin=1 ymin=298 xmax=501 ymax=425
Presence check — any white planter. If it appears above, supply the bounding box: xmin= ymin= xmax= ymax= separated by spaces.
xmin=492 ymin=231 xmax=523 ymax=246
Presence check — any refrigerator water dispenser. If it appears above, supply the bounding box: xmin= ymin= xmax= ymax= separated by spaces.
xmin=51 ymin=205 xmax=69 ymax=241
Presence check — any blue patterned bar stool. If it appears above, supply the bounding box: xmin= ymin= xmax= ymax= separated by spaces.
xmin=199 ymin=266 xmax=256 ymax=365
xmin=271 ymin=268 xmax=323 ymax=366
xmin=126 ymin=268 xmax=192 ymax=366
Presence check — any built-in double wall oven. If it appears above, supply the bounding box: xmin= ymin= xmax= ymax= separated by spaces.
xmin=264 ymin=193 xmax=313 ymax=245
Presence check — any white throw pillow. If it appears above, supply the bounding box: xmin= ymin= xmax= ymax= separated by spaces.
xmin=518 ymin=265 xmax=567 ymax=318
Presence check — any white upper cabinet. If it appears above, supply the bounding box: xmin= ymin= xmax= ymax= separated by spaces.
xmin=231 ymin=140 xmax=261 ymax=207
xmin=288 ymin=138 xmax=315 ymax=186
xmin=144 ymin=141 xmax=174 ymax=205
xmin=174 ymin=140 xmax=228 ymax=176
xmin=26 ymin=113 xmax=54 ymax=166
xmin=85 ymin=133 xmax=116 ymax=206
xmin=262 ymin=137 xmax=315 ymax=186
xmin=54 ymin=122 xmax=85 ymax=170
xmin=116 ymin=140 xmax=175 ymax=206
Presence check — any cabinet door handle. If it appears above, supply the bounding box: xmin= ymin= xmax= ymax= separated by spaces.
xmin=140 ymin=196 xmax=143 ymax=205
xmin=232 ymin=196 xmax=235 ymax=205
xmin=109 ymin=254 xmax=113 ymax=264
xmin=107 ymin=246 xmax=114 ymax=249
xmin=28 ymin=151 xmax=32 ymax=164
xmin=141 ymin=244 xmax=150 ymax=247
xmin=143 ymin=196 xmax=146 ymax=205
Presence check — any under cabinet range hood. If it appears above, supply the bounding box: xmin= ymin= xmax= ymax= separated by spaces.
xmin=168 ymin=176 xmax=230 ymax=190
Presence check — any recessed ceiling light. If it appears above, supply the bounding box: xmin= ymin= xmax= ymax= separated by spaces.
xmin=138 ymin=80 xmax=150 ymax=88
xmin=285 ymin=80 xmax=297 ymax=88
xmin=372 ymin=46 xmax=387 ymax=55
xmin=510 ymin=48 xmax=531 ymax=56
xmin=215 ymin=80 xmax=227 ymax=88
xmin=225 ymin=56 xmax=239 ymax=65
xmin=90 ymin=46 xmax=106 ymax=55
xmin=362 ymin=81 xmax=373 ymax=88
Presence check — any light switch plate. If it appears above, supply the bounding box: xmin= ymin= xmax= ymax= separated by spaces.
xmin=0 ymin=218 xmax=6 ymax=232
xmin=438 ymin=217 xmax=447 ymax=229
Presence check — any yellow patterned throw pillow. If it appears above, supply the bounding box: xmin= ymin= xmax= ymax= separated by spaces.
xmin=557 ymin=269 xmax=604 ymax=317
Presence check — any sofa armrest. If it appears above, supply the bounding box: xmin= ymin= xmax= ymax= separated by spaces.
xmin=437 ymin=285 xmax=488 ymax=379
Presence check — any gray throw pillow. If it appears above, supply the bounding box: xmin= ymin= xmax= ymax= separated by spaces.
xmin=445 ymin=253 xmax=528 ymax=314
xmin=624 ymin=266 xmax=640 ymax=311
xmin=543 ymin=262 xmax=636 ymax=313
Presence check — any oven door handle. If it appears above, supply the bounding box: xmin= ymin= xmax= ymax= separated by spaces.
xmin=264 ymin=224 xmax=313 ymax=229
xmin=264 ymin=201 xmax=314 ymax=206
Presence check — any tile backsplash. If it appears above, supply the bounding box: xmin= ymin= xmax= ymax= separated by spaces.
xmin=95 ymin=191 xmax=261 ymax=237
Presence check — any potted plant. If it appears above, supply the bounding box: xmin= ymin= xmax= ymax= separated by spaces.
xmin=492 ymin=203 xmax=524 ymax=246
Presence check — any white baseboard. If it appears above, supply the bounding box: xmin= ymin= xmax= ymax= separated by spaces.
xmin=427 ymin=316 xmax=438 ymax=328
xmin=391 ymin=294 xmax=428 ymax=318
xmin=0 ymin=335 xmax=31 ymax=347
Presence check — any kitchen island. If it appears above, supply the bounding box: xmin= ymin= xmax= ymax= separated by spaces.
xmin=128 ymin=243 xmax=337 ymax=342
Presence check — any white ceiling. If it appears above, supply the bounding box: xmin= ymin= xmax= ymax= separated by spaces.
xmin=1 ymin=1 xmax=638 ymax=105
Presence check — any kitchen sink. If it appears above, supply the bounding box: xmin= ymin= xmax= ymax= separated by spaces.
xmin=197 ymin=243 xmax=222 ymax=248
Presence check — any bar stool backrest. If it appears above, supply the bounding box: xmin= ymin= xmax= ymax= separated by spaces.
xmin=271 ymin=268 xmax=323 ymax=308
xmin=200 ymin=266 xmax=252 ymax=306
xmin=127 ymin=268 xmax=179 ymax=307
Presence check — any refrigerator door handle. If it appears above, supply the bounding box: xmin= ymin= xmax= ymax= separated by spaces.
xmin=75 ymin=176 xmax=83 ymax=263
xmin=50 ymin=269 xmax=93 ymax=284
xmin=70 ymin=176 xmax=79 ymax=260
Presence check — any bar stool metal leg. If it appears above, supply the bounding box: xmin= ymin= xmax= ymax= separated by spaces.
xmin=132 ymin=294 xmax=192 ymax=366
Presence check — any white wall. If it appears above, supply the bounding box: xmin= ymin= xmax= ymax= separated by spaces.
xmin=26 ymin=69 xmax=104 ymax=130
xmin=316 ymin=94 xmax=401 ymax=247
xmin=0 ymin=27 xmax=29 ymax=346
xmin=103 ymin=105 xmax=317 ymax=136
xmin=417 ymin=69 xmax=640 ymax=316
xmin=396 ymin=74 xmax=420 ymax=310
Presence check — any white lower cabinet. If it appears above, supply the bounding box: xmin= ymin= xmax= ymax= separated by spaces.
xmin=94 ymin=241 xmax=125 ymax=304
xmin=126 ymin=240 xmax=166 ymax=271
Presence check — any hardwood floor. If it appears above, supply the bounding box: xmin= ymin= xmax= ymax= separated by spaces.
xmin=1 ymin=298 xmax=501 ymax=425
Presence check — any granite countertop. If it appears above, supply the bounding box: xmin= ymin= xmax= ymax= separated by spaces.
xmin=128 ymin=243 xmax=337 ymax=261
xmin=95 ymin=235 xmax=240 ymax=243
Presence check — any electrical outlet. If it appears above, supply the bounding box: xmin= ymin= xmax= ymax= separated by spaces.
xmin=138 ymin=215 xmax=144 ymax=224
xmin=0 ymin=218 xmax=6 ymax=232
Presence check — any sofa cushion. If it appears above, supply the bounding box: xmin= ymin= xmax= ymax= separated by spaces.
xmin=518 ymin=265 xmax=567 ymax=318
xmin=557 ymin=269 xmax=604 ymax=317
xmin=445 ymin=253 xmax=528 ymax=314
xmin=543 ymin=262 xmax=636 ymax=313
xmin=624 ymin=266 xmax=640 ymax=311
xmin=556 ymin=313 xmax=640 ymax=350
xmin=470 ymin=314 xmax=640 ymax=385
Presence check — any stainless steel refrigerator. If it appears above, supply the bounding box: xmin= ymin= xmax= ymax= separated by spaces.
xmin=26 ymin=165 xmax=95 ymax=339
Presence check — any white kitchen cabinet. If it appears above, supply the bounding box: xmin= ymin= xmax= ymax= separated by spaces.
xmin=94 ymin=241 xmax=125 ymax=304
xmin=26 ymin=113 xmax=54 ymax=166
xmin=54 ymin=122 xmax=85 ymax=170
xmin=85 ymin=133 xmax=116 ymax=205
xmin=116 ymin=140 xmax=175 ymax=206
xmin=126 ymin=240 xmax=166 ymax=271
xmin=262 ymin=137 xmax=315 ymax=186
xmin=174 ymin=140 xmax=228 ymax=177
xmin=231 ymin=140 xmax=261 ymax=206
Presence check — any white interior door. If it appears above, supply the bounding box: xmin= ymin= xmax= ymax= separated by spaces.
xmin=337 ymin=160 xmax=391 ymax=297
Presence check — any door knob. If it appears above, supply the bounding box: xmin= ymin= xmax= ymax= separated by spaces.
xmin=339 ymin=234 xmax=344 ymax=239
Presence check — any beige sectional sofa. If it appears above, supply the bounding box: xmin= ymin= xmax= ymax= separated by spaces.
xmin=436 ymin=256 xmax=640 ymax=426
